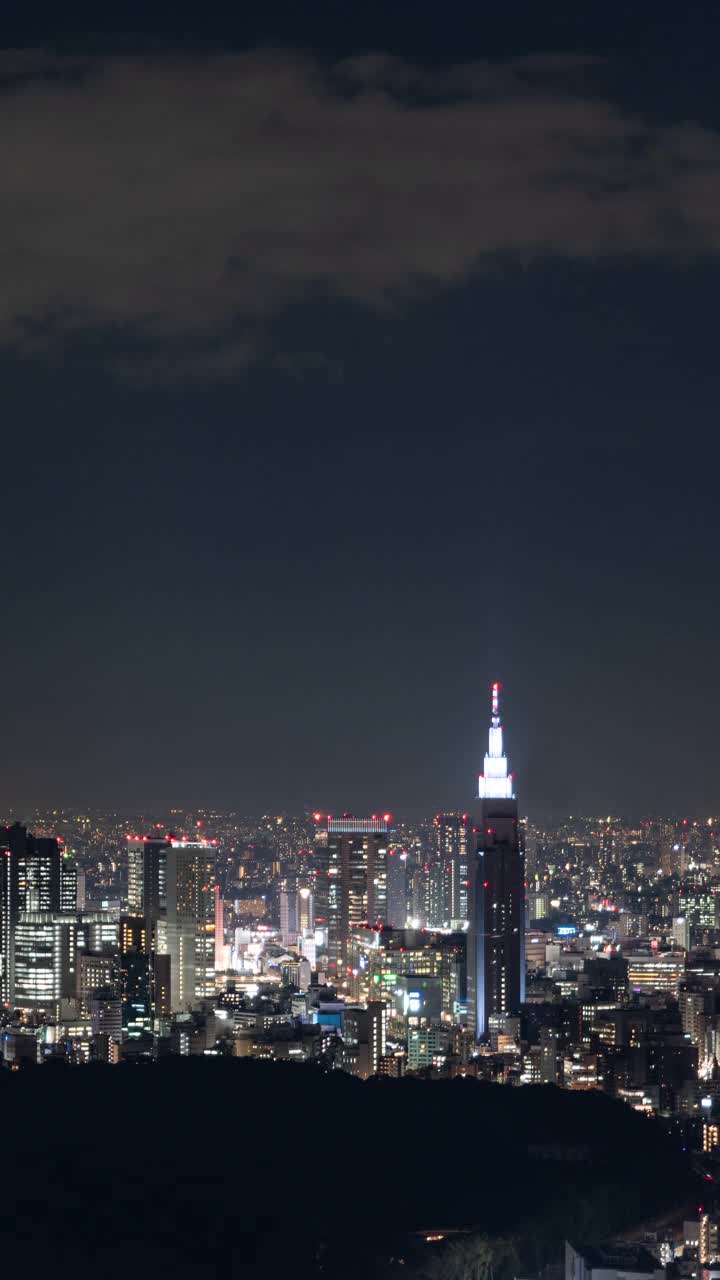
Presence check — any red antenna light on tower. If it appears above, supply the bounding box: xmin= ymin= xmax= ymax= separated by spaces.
xmin=492 ymin=681 xmax=500 ymax=720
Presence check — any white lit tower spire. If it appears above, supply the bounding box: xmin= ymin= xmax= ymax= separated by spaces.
xmin=478 ymin=681 xmax=514 ymax=800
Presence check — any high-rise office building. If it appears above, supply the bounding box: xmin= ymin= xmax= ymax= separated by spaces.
xmin=280 ymin=883 xmax=315 ymax=946
xmin=386 ymin=847 xmax=408 ymax=927
xmin=1 ymin=824 xmax=62 ymax=1004
xmin=12 ymin=913 xmax=80 ymax=1011
xmin=60 ymin=851 xmax=78 ymax=912
xmin=297 ymin=886 xmax=314 ymax=934
xmin=314 ymin=815 xmax=391 ymax=969
xmin=467 ymin=683 xmax=525 ymax=1041
xmin=279 ymin=883 xmax=298 ymax=946
xmin=431 ymin=813 xmax=470 ymax=927
xmin=127 ymin=833 xmax=213 ymax=1016
xmin=120 ymin=914 xmax=152 ymax=1038
xmin=126 ymin=836 xmax=169 ymax=947
xmin=214 ymin=884 xmax=226 ymax=971
xmin=165 ymin=840 xmax=216 ymax=1011
xmin=126 ymin=834 xmax=176 ymax=1025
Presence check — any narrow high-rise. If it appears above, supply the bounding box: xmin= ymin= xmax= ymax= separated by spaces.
xmin=126 ymin=836 xmax=169 ymax=948
xmin=165 ymin=839 xmax=217 ymax=1011
xmin=467 ymin=682 xmax=525 ymax=1041
xmin=314 ymin=815 xmax=390 ymax=969
xmin=429 ymin=812 xmax=470 ymax=927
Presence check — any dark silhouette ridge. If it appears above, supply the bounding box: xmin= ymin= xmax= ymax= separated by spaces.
xmin=0 ymin=1058 xmax=695 ymax=1277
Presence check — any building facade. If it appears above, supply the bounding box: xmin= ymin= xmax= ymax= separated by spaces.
xmin=314 ymin=815 xmax=391 ymax=968
xmin=467 ymin=683 xmax=525 ymax=1041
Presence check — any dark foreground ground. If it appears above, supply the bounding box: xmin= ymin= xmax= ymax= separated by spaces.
xmin=1 ymin=1058 xmax=695 ymax=1278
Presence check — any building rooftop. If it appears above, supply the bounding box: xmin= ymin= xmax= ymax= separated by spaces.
xmin=571 ymin=1243 xmax=663 ymax=1273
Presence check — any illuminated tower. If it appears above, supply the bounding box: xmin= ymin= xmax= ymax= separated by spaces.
xmin=467 ymin=682 xmax=525 ymax=1041
xmin=477 ymin=681 xmax=514 ymax=800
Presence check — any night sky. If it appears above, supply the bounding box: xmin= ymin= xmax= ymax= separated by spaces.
xmin=3 ymin=3 xmax=720 ymax=818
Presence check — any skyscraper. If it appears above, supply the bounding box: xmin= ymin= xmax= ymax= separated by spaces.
xmin=126 ymin=836 xmax=169 ymax=948
xmin=1 ymin=824 xmax=62 ymax=1004
xmin=467 ymin=683 xmax=525 ymax=1041
xmin=279 ymin=883 xmax=298 ymax=946
xmin=60 ymin=850 xmax=78 ymax=912
xmin=314 ymin=815 xmax=391 ymax=969
xmin=165 ymin=839 xmax=216 ymax=1011
xmin=214 ymin=884 xmax=226 ymax=971
xmin=126 ymin=833 xmax=219 ymax=1013
xmin=12 ymin=913 xmax=78 ymax=1011
xmin=280 ymin=882 xmax=315 ymax=946
xmin=430 ymin=813 xmax=470 ymax=927
xmin=297 ymin=885 xmax=314 ymax=934
xmin=119 ymin=914 xmax=152 ymax=1038
xmin=386 ymin=847 xmax=408 ymax=927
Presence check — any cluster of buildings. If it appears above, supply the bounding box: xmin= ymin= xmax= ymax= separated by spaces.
xmin=3 ymin=686 xmax=720 ymax=1139
xmin=0 ymin=826 xmax=220 ymax=1062
xmin=6 ymin=684 xmax=720 ymax=1272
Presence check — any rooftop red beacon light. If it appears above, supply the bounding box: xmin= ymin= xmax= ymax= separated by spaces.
xmin=383 ymin=812 xmax=391 ymax=823
xmin=492 ymin=680 xmax=500 ymax=719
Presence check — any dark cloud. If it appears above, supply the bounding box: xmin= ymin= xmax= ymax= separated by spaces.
xmin=108 ymin=335 xmax=257 ymax=385
xmin=2 ymin=47 xmax=720 ymax=373
xmin=334 ymin=52 xmax=607 ymax=100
